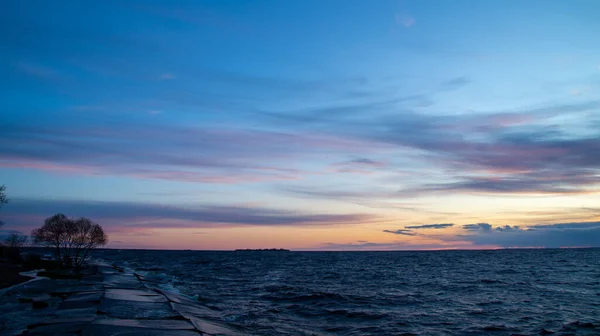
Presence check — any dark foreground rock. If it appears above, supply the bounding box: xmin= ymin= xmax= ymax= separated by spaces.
xmin=0 ymin=262 xmax=34 ymax=290
xmin=0 ymin=262 xmax=244 ymax=336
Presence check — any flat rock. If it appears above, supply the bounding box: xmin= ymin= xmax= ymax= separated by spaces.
xmin=32 ymin=294 xmax=52 ymax=302
xmin=16 ymin=278 xmax=55 ymax=295
xmin=91 ymin=318 xmax=195 ymax=330
xmin=104 ymin=288 xmax=167 ymax=302
xmin=54 ymin=279 xmax=82 ymax=287
xmin=58 ymin=299 xmax=99 ymax=310
xmin=98 ymin=298 xmax=181 ymax=319
xmin=53 ymin=307 xmax=98 ymax=318
xmin=30 ymin=294 xmax=52 ymax=308
xmin=80 ymin=275 xmax=104 ymax=284
xmin=65 ymin=291 xmax=104 ymax=302
xmin=97 ymin=266 xmax=119 ymax=274
xmin=52 ymin=285 xmax=103 ymax=295
xmin=136 ymin=274 xmax=165 ymax=283
xmin=27 ymin=321 xmax=90 ymax=334
xmin=18 ymin=294 xmax=52 ymax=303
xmin=171 ymin=302 xmax=222 ymax=320
xmin=103 ymin=274 xmax=143 ymax=289
xmin=32 ymin=300 xmax=49 ymax=309
xmin=29 ymin=316 xmax=96 ymax=327
xmin=157 ymin=290 xmax=199 ymax=305
xmin=105 ymin=292 xmax=168 ymax=303
xmin=82 ymin=325 xmax=199 ymax=336
xmin=190 ymin=318 xmax=240 ymax=336
xmin=105 ymin=288 xmax=160 ymax=296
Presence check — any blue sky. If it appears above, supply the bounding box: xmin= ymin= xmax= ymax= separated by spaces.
xmin=1 ymin=0 xmax=600 ymax=249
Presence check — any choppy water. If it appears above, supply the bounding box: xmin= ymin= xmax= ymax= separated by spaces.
xmin=93 ymin=249 xmax=600 ymax=336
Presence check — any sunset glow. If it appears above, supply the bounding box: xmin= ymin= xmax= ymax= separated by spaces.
xmin=2 ymin=0 xmax=600 ymax=250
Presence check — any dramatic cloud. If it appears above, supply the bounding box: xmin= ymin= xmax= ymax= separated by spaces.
xmin=495 ymin=225 xmax=520 ymax=232
xmin=1 ymin=199 xmax=377 ymax=230
xmin=462 ymin=223 xmax=493 ymax=232
xmin=256 ymin=90 xmax=600 ymax=196
xmin=383 ymin=229 xmax=417 ymax=236
xmin=0 ymin=122 xmax=373 ymax=184
xmin=405 ymin=223 xmax=454 ymax=229
xmin=459 ymin=221 xmax=600 ymax=248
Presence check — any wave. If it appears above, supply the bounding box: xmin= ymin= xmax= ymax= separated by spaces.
xmin=325 ymin=309 xmax=388 ymax=320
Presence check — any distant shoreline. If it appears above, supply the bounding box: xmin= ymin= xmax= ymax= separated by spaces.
xmin=86 ymin=246 xmax=600 ymax=252
xmin=234 ymin=248 xmax=291 ymax=252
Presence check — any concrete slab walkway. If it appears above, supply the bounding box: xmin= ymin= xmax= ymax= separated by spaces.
xmin=1 ymin=262 xmax=242 ymax=336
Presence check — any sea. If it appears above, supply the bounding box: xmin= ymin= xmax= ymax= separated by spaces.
xmin=93 ymin=248 xmax=600 ymax=336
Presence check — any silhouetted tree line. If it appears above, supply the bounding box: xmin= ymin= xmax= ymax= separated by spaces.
xmin=0 ymin=184 xmax=7 ymax=227
xmin=32 ymin=214 xmax=108 ymax=269
xmin=1 ymin=184 xmax=108 ymax=268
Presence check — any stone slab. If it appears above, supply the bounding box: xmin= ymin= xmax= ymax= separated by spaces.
xmin=82 ymin=325 xmax=199 ymax=336
xmin=80 ymin=275 xmax=104 ymax=284
xmin=171 ymin=302 xmax=222 ymax=320
xmin=190 ymin=318 xmax=240 ymax=336
xmin=29 ymin=316 xmax=96 ymax=327
xmin=105 ymin=288 xmax=160 ymax=296
xmin=136 ymin=274 xmax=165 ymax=283
xmin=54 ymin=279 xmax=82 ymax=287
xmin=18 ymin=294 xmax=51 ymax=303
xmin=97 ymin=266 xmax=119 ymax=274
xmin=104 ymin=288 xmax=167 ymax=302
xmin=105 ymin=292 xmax=168 ymax=303
xmin=157 ymin=289 xmax=199 ymax=306
xmin=51 ymin=285 xmax=103 ymax=295
xmin=103 ymin=274 xmax=143 ymax=289
xmin=53 ymin=307 xmax=98 ymax=318
xmin=64 ymin=291 xmax=104 ymax=302
xmin=98 ymin=298 xmax=181 ymax=319
xmin=91 ymin=318 xmax=195 ymax=330
xmin=16 ymin=278 xmax=56 ymax=295
xmin=27 ymin=321 xmax=90 ymax=334
xmin=58 ymin=299 xmax=99 ymax=310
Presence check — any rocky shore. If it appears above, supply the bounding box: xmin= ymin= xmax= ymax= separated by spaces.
xmin=0 ymin=262 xmax=32 ymax=289
xmin=0 ymin=261 xmax=242 ymax=335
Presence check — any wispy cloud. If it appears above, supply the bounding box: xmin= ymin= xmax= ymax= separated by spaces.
xmin=1 ymin=199 xmax=377 ymax=230
xmin=383 ymin=229 xmax=417 ymax=236
xmin=330 ymin=158 xmax=387 ymax=174
xmin=395 ymin=12 xmax=416 ymax=28
xmin=0 ymin=123 xmax=363 ymax=184
xmin=406 ymin=223 xmax=454 ymax=229
xmin=440 ymin=77 xmax=471 ymax=91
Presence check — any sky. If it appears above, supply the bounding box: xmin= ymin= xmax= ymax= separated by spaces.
xmin=1 ymin=0 xmax=600 ymax=250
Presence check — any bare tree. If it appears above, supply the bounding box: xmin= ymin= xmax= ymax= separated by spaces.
xmin=0 ymin=185 xmax=7 ymax=228
xmin=4 ymin=232 xmax=28 ymax=261
xmin=31 ymin=214 xmax=108 ymax=269
xmin=0 ymin=185 xmax=7 ymax=208
xmin=70 ymin=217 xmax=108 ymax=268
